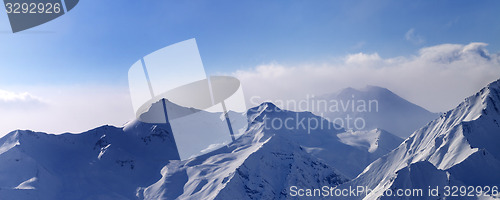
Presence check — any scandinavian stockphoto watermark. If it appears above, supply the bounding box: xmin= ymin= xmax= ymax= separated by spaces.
xmin=3 ymin=0 xmax=79 ymax=32
xmin=128 ymin=38 xmax=247 ymax=160
xmin=126 ymin=38 xmax=376 ymax=159
xmin=250 ymin=94 xmax=379 ymax=133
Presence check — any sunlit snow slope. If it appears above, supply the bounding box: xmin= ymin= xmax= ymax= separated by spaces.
xmin=0 ymin=121 xmax=179 ymax=199
xmin=0 ymin=91 xmax=409 ymax=200
xmin=142 ymin=103 xmax=403 ymax=199
xmin=342 ymin=79 xmax=500 ymax=200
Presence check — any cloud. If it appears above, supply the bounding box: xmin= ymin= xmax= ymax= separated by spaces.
xmin=0 ymin=86 xmax=134 ymax=137
xmin=345 ymin=52 xmax=382 ymax=65
xmin=405 ymin=28 xmax=425 ymax=45
xmin=0 ymin=89 xmax=46 ymax=109
xmin=1 ymin=43 xmax=498 ymax=137
xmin=350 ymin=41 xmax=366 ymax=50
xmin=235 ymin=42 xmax=500 ymax=112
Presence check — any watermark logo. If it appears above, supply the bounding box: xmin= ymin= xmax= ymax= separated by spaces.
xmin=3 ymin=0 xmax=79 ymax=33
xmin=128 ymin=38 xmax=247 ymax=160
xmin=250 ymin=95 xmax=379 ymax=133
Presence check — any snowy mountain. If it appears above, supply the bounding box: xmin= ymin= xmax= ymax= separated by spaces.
xmin=341 ymin=79 xmax=500 ymax=199
xmin=138 ymin=98 xmax=248 ymax=160
xmin=0 ymin=121 xmax=180 ymax=199
xmin=337 ymin=128 xmax=403 ymax=159
xmin=241 ymin=103 xmax=403 ymax=179
xmin=315 ymin=86 xmax=438 ymax=138
xmin=0 ymin=100 xmax=403 ymax=199
xmin=2 ymin=79 xmax=497 ymax=199
xmin=141 ymin=112 xmax=349 ymax=199
xmin=141 ymin=102 xmax=403 ymax=199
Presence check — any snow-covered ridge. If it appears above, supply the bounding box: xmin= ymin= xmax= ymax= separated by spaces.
xmin=142 ymin=101 xmax=403 ymax=199
xmin=142 ymin=117 xmax=349 ymax=199
xmin=343 ymin=79 xmax=500 ymax=200
xmin=0 ymin=94 xmax=407 ymax=200
xmin=1 ymin=84 xmax=449 ymax=200
xmin=0 ymin=122 xmax=179 ymax=200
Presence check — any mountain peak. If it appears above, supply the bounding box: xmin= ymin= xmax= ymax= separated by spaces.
xmin=254 ymin=102 xmax=280 ymax=111
xmin=362 ymin=85 xmax=390 ymax=91
xmin=487 ymin=78 xmax=500 ymax=88
xmin=316 ymin=85 xmax=438 ymax=138
xmin=344 ymin=78 xmax=500 ymax=199
xmin=336 ymin=85 xmax=394 ymax=96
xmin=445 ymin=78 xmax=500 ymax=123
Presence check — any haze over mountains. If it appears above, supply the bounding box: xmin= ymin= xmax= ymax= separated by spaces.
xmin=314 ymin=86 xmax=439 ymax=138
xmin=0 ymin=80 xmax=499 ymax=199
xmin=0 ymin=102 xmax=402 ymax=199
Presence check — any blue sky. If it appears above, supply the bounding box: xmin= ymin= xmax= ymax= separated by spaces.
xmin=1 ymin=0 xmax=499 ymax=86
xmin=0 ymin=0 xmax=499 ymax=135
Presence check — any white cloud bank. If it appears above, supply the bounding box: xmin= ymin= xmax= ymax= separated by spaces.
xmin=1 ymin=42 xmax=498 ymax=137
xmin=0 ymin=89 xmax=46 ymax=109
xmin=0 ymin=86 xmax=134 ymax=137
xmin=235 ymin=42 xmax=500 ymax=112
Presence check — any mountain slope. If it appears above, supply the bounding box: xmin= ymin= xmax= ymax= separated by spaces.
xmin=316 ymin=86 xmax=438 ymax=138
xmin=142 ymin=103 xmax=350 ymax=199
xmin=142 ymin=127 xmax=348 ymax=200
xmin=0 ymin=96 xmax=404 ymax=200
xmin=0 ymin=121 xmax=180 ymax=200
xmin=142 ymin=102 xmax=403 ymax=199
xmin=250 ymin=103 xmax=404 ymax=178
xmin=215 ymin=135 xmax=348 ymax=200
xmin=343 ymin=79 xmax=500 ymax=199
xmin=337 ymin=128 xmax=403 ymax=159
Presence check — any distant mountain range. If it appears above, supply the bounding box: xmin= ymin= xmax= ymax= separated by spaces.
xmin=1 ymin=81 xmax=499 ymax=199
xmin=315 ymin=85 xmax=439 ymax=138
